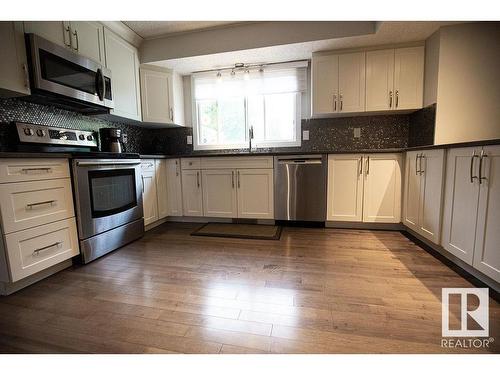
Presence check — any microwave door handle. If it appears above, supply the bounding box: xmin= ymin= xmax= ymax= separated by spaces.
xmin=96 ymin=68 xmax=104 ymax=101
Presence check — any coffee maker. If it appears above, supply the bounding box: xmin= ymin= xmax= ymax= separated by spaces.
xmin=99 ymin=128 xmax=125 ymax=153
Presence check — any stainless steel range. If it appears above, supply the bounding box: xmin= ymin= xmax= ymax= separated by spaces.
xmin=15 ymin=122 xmax=144 ymax=263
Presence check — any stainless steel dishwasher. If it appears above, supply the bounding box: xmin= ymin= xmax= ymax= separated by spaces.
xmin=274 ymin=154 xmax=327 ymax=221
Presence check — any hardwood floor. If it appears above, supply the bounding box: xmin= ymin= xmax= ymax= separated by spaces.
xmin=0 ymin=223 xmax=498 ymax=353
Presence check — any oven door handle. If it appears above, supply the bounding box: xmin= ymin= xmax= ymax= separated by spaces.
xmin=76 ymin=160 xmax=141 ymax=166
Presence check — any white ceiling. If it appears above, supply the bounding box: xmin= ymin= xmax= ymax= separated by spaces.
xmin=150 ymin=21 xmax=458 ymax=74
xmin=123 ymin=21 xmax=241 ymax=39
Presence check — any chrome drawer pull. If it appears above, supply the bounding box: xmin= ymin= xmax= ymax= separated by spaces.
xmin=27 ymin=200 xmax=56 ymax=209
xmin=33 ymin=241 xmax=62 ymax=255
xmin=21 ymin=167 xmax=52 ymax=174
xmin=479 ymin=150 xmax=488 ymax=184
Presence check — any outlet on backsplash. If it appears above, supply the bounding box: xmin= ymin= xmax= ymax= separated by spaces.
xmin=302 ymin=130 xmax=309 ymax=141
xmin=187 ymin=135 xmax=193 ymax=145
xmin=353 ymin=128 xmax=361 ymax=139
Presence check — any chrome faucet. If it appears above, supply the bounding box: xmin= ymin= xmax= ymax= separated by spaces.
xmin=248 ymin=125 xmax=254 ymax=152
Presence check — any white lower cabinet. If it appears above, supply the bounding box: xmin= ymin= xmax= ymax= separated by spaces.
xmin=202 ymin=169 xmax=237 ymax=218
xmin=182 ymin=170 xmax=203 ymax=217
xmin=155 ymin=160 xmax=168 ymax=220
xmin=237 ymin=169 xmax=274 ymax=219
xmin=403 ymin=149 xmax=445 ymax=243
xmin=141 ymin=161 xmax=158 ymax=226
xmin=327 ymin=154 xmax=364 ymax=222
xmin=165 ymin=159 xmax=183 ymax=216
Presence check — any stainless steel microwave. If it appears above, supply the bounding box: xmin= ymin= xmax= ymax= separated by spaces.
xmin=25 ymin=33 xmax=114 ymax=114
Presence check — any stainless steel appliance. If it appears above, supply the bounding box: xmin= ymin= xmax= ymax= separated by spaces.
xmin=25 ymin=33 xmax=113 ymax=114
xmin=72 ymin=159 xmax=144 ymax=263
xmin=274 ymin=155 xmax=327 ymax=221
xmin=99 ymin=128 xmax=124 ymax=153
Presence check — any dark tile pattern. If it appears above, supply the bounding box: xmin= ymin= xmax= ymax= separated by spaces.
xmin=0 ymin=98 xmax=150 ymax=153
xmin=408 ymin=104 xmax=436 ymax=147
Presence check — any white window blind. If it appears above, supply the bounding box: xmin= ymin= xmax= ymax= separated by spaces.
xmin=192 ymin=61 xmax=307 ymax=150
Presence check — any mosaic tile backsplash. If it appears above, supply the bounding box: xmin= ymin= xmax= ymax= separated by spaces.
xmin=0 ymin=97 xmax=435 ymax=155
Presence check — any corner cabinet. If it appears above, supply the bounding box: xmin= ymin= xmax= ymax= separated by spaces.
xmin=403 ymin=149 xmax=445 ymax=244
xmin=442 ymin=145 xmax=500 ymax=283
xmin=0 ymin=22 xmax=30 ymax=97
xmin=140 ymin=65 xmax=185 ymax=126
xmin=327 ymin=153 xmax=402 ymax=223
xmin=104 ymin=28 xmax=142 ymax=121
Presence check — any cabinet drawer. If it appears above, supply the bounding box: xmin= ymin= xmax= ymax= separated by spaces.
xmin=0 ymin=178 xmax=75 ymax=234
xmin=4 ymin=218 xmax=79 ymax=282
xmin=200 ymin=156 xmax=274 ymax=170
xmin=181 ymin=158 xmax=201 ymax=170
xmin=141 ymin=159 xmax=155 ymax=173
xmin=0 ymin=158 xmax=70 ymax=183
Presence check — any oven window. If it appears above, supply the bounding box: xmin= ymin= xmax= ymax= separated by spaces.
xmin=88 ymin=169 xmax=137 ymax=218
xmin=39 ymin=49 xmax=97 ymax=95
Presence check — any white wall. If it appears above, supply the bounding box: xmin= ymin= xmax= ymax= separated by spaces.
xmin=434 ymin=22 xmax=500 ymax=145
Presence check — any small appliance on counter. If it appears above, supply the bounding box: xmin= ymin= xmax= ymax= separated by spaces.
xmin=99 ymin=127 xmax=125 ymax=153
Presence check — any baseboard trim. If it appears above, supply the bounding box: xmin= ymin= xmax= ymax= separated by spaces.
xmin=326 ymin=221 xmax=404 ymax=231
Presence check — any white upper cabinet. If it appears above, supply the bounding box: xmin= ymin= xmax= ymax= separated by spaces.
xmin=202 ymin=169 xmax=238 ymax=218
xmin=366 ymin=47 xmax=424 ymax=112
xmin=140 ymin=65 xmax=185 ymax=126
xmin=312 ymin=54 xmax=338 ymax=115
xmin=312 ymin=52 xmax=365 ymax=115
xmin=327 ymin=154 xmax=364 ymax=222
xmin=362 ymin=153 xmax=402 ymax=223
xmin=24 ymin=21 xmax=70 ymax=48
xmin=338 ymin=52 xmax=366 ymax=113
xmin=104 ymin=28 xmax=142 ymax=121
xmin=365 ymin=49 xmax=395 ymax=111
xmin=473 ymin=145 xmax=500 ymax=283
xmin=0 ymin=22 xmax=30 ymax=97
xmin=393 ymin=47 xmax=424 ymax=110
xmin=68 ymin=21 xmax=105 ymax=64
xmin=166 ymin=159 xmax=183 ymax=216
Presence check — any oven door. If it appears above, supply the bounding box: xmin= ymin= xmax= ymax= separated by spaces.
xmin=26 ymin=33 xmax=113 ymax=109
xmin=72 ymin=159 xmax=143 ymax=239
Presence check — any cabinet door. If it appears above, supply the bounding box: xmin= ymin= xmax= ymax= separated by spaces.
xmin=441 ymin=147 xmax=481 ymax=265
xmin=166 ymin=159 xmax=183 ymax=216
xmin=155 ymin=160 xmax=168 ymax=220
xmin=237 ymin=169 xmax=274 ymax=219
xmin=394 ymin=47 xmax=424 ymax=110
xmin=418 ymin=149 xmax=445 ymax=244
xmin=69 ymin=21 xmax=105 ymax=64
xmin=142 ymin=170 xmax=158 ymax=226
xmin=24 ymin=21 xmax=70 ymax=48
xmin=312 ymin=54 xmax=338 ymax=115
xmin=181 ymin=170 xmax=203 ymax=217
xmin=363 ymin=154 xmax=402 ymax=223
xmin=365 ymin=49 xmax=395 ymax=111
xmin=0 ymin=22 xmax=30 ymax=96
xmin=202 ymin=169 xmax=237 ymax=218
xmin=473 ymin=145 xmax=500 ymax=282
xmin=338 ymin=52 xmax=366 ymax=113
xmin=140 ymin=67 xmax=172 ymax=123
xmin=327 ymin=154 xmax=364 ymax=222
xmin=104 ymin=28 xmax=142 ymax=121
xmin=403 ymin=151 xmax=421 ymax=230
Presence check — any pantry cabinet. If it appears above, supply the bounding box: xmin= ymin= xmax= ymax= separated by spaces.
xmin=104 ymin=27 xmax=142 ymax=121
xmin=403 ymin=149 xmax=445 ymax=244
xmin=141 ymin=160 xmax=158 ymax=226
xmin=366 ymin=47 xmax=424 ymax=111
xmin=0 ymin=22 xmax=30 ymax=97
xmin=312 ymin=52 xmax=365 ymax=115
xmin=202 ymin=169 xmax=238 ymax=218
xmin=140 ymin=65 xmax=185 ymax=126
xmin=165 ymin=159 xmax=183 ymax=216
xmin=181 ymin=169 xmax=203 ymax=217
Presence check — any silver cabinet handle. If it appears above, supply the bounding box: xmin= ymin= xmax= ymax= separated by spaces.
xmin=196 ymin=171 xmax=200 ymax=188
xmin=389 ymin=91 xmax=393 ymax=108
xmin=470 ymin=150 xmax=479 ymax=183
xmin=64 ymin=25 xmax=71 ymax=48
xmin=170 ymin=108 xmax=174 ymax=122
xmin=419 ymin=154 xmax=425 ymax=175
xmin=340 ymin=94 xmax=343 ymax=111
xmin=141 ymin=176 xmax=144 ymax=193
xmin=395 ymin=90 xmax=399 ymax=108
xmin=415 ymin=154 xmax=420 ymax=175
xmin=366 ymin=156 xmax=370 ymax=175
xmin=27 ymin=200 xmax=56 ymax=209
xmin=231 ymin=171 xmax=235 ymax=188
xmin=237 ymin=171 xmax=241 ymax=188
xmin=33 ymin=241 xmax=62 ymax=255
xmin=22 ymin=63 xmax=30 ymax=88
xmin=358 ymin=157 xmax=363 ymax=175
xmin=479 ymin=149 xmax=488 ymax=184
xmin=21 ymin=167 xmax=52 ymax=174
xmin=72 ymin=29 xmax=79 ymax=51
xmin=333 ymin=94 xmax=337 ymax=111
xmin=175 ymin=160 xmax=179 ymax=176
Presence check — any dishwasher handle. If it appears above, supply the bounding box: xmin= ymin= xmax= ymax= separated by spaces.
xmin=277 ymin=159 xmax=323 ymax=165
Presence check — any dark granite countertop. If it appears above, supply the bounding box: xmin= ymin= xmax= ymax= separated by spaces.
xmin=0 ymin=151 xmax=140 ymax=159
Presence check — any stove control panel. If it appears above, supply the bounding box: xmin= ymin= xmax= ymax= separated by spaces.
xmin=16 ymin=122 xmax=98 ymax=148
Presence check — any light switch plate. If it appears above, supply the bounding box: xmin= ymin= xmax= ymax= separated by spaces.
xmin=302 ymin=130 xmax=310 ymax=141
xmin=187 ymin=135 xmax=193 ymax=145
xmin=353 ymin=128 xmax=361 ymax=138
